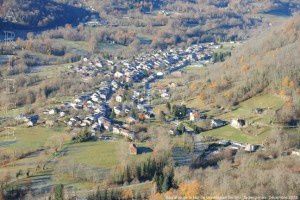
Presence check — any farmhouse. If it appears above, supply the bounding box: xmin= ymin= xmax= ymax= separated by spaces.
xmin=26 ymin=115 xmax=39 ymax=127
xmin=230 ymin=118 xmax=246 ymax=129
xmin=113 ymin=106 xmax=122 ymax=116
xmin=116 ymin=95 xmax=123 ymax=103
xmin=189 ymin=111 xmax=200 ymax=121
xmin=245 ymin=144 xmax=258 ymax=152
xmin=211 ymin=119 xmax=226 ymax=128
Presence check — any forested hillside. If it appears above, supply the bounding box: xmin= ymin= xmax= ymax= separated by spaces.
xmin=194 ymin=15 xmax=299 ymax=112
xmin=0 ymin=0 xmax=92 ymax=28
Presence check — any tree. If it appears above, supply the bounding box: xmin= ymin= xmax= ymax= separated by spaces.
xmin=0 ymin=189 xmax=5 ymax=200
xmin=122 ymin=189 xmax=133 ymax=199
xmin=179 ymin=180 xmax=201 ymax=198
xmin=54 ymin=184 xmax=64 ymax=200
xmin=159 ymin=111 xmax=166 ymax=122
xmin=166 ymin=102 xmax=171 ymax=113
xmin=110 ymin=110 xmax=116 ymax=119
xmin=149 ymin=192 xmax=164 ymax=200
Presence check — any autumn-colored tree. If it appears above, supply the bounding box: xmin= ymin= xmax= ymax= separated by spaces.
xmin=190 ymin=82 xmax=198 ymax=92
xmin=149 ymin=192 xmax=164 ymax=200
xmin=282 ymin=76 xmax=290 ymax=87
xmin=197 ymin=92 xmax=206 ymax=101
xmin=288 ymin=80 xmax=295 ymax=89
xmin=279 ymin=89 xmax=286 ymax=97
xmin=65 ymin=24 xmax=72 ymax=29
xmin=179 ymin=180 xmax=201 ymax=198
xmin=241 ymin=64 xmax=250 ymax=73
xmin=122 ymin=189 xmax=133 ymax=199
xmin=209 ymin=81 xmax=218 ymax=89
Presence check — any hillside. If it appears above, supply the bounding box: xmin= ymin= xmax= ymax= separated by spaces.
xmin=205 ymin=15 xmax=300 ymax=105
xmin=168 ymin=15 xmax=300 ymax=109
xmin=0 ymin=0 xmax=93 ymax=29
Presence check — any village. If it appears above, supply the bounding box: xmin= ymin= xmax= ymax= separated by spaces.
xmin=15 ymin=41 xmax=261 ymax=161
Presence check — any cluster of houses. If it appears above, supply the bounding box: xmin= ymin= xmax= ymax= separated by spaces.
xmin=217 ymin=140 xmax=259 ymax=153
xmin=70 ymin=43 xmax=215 ymax=84
xmin=57 ymin=43 xmax=216 ymax=138
xmin=18 ymin=43 xmax=219 ymax=142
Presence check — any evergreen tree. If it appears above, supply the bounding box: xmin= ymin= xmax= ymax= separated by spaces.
xmin=166 ymin=102 xmax=171 ymax=112
xmin=110 ymin=110 xmax=116 ymax=119
xmin=54 ymin=184 xmax=64 ymax=200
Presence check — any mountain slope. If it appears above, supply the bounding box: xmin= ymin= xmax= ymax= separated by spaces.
xmin=0 ymin=0 xmax=92 ymax=29
xmin=200 ymin=15 xmax=300 ymax=106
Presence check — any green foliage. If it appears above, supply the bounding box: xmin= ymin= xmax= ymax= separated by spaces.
xmin=212 ymin=51 xmax=231 ymax=62
xmin=54 ymin=184 xmax=64 ymax=200
xmin=111 ymin=155 xmax=170 ymax=185
xmin=172 ymin=105 xmax=187 ymax=119
xmin=166 ymin=102 xmax=171 ymax=112
xmin=154 ymin=166 xmax=174 ymax=193
xmin=72 ymin=128 xmax=94 ymax=143
xmin=110 ymin=110 xmax=116 ymax=119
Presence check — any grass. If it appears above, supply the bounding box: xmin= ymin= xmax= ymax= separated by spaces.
xmin=61 ymin=140 xmax=153 ymax=169
xmin=62 ymin=141 xmax=119 ymax=169
xmin=0 ymin=126 xmax=66 ymax=183
xmin=33 ymin=62 xmax=72 ymax=78
xmin=98 ymin=42 xmax=126 ymax=53
xmin=54 ymin=39 xmax=89 ymax=51
xmin=220 ymin=94 xmax=284 ymax=120
xmin=0 ymin=126 xmax=66 ymax=150
xmin=202 ymin=94 xmax=285 ymax=144
xmin=202 ymin=125 xmax=269 ymax=144
xmin=0 ymin=106 xmax=27 ymax=118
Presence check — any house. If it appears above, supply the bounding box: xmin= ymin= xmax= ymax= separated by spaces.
xmin=46 ymin=120 xmax=55 ymax=127
xmin=68 ymin=118 xmax=77 ymax=127
xmin=170 ymin=128 xmax=182 ymax=135
xmin=116 ymin=95 xmax=123 ymax=103
xmin=27 ymin=115 xmax=39 ymax=127
xmin=103 ymin=120 xmax=112 ymax=131
xmin=126 ymin=116 xmax=136 ymax=125
xmin=137 ymin=104 xmax=145 ymax=111
xmin=48 ymin=108 xmax=59 ymax=115
xmin=59 ymin=112 xmax=66 ymax=118
xmin=113 ymin=106 xmax=122 ymax=116
xmin=291 ymin=150 xmax=300 ymax=156
xmin=129 ymin=143 xmax=138 ymax=155
xmin=230 ymin=118 xmax=246 ymax=129
xmin=156 ymin=72 xmax=164 ymax=78
xmin=112 ymin=126 xmax=120 ymax=134
xmin=245 ymin=144 xmax=257 ymax=152
xmin=189 ymin=111 xmax=200 ymax=121
xmin=120 ymin=129 xmax=136 ymax=140
xmin=161 ymin=92 xmax=169 ymax=99
xmin=114 ymin=71 xmax=124 ymax=78
xmin=169 ymin=82 xmax=177 ymax=88
xmin=211 ymin=119 xmax=226 ymax=128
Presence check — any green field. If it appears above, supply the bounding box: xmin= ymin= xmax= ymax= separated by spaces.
xmin=219 ymin=94 xmax=284 ymax=121
xmin=202 ymin=94 xmax=285 ymax=144
xmin=202 ymin=125 xmax=271 ymax=144
xmin=60 ymin=140 xmax=152 ymax=169
xmin=62 ymin=141 xmax=119 ymax=168
xmin=0 ymin=126 xmax=66 ymax=150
